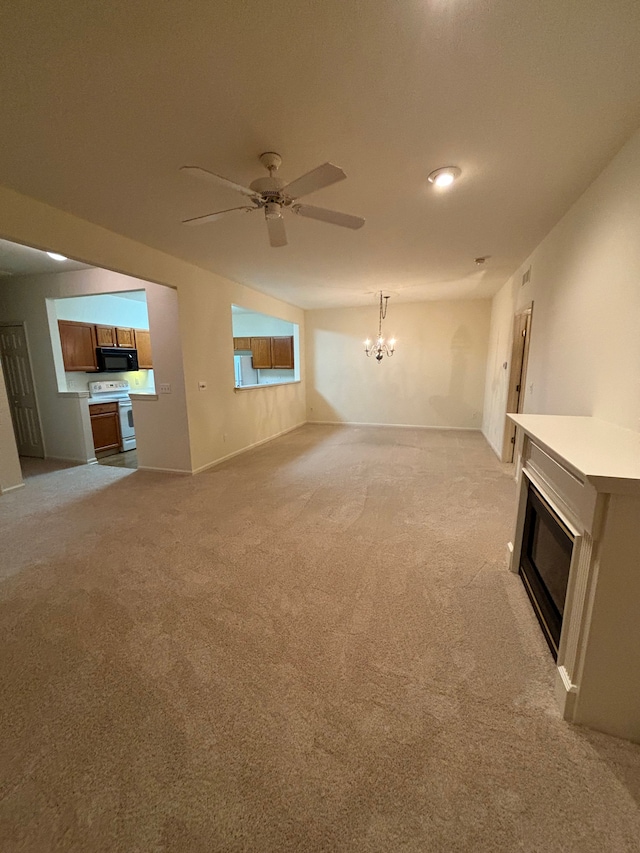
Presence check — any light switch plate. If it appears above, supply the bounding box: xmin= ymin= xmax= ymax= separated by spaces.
xmin=159 ymin=383 xmax=171 ymax=394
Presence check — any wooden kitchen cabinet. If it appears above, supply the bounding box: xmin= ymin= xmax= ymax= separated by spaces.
xmin=135 ymin=329 xmax=153 ymax=368
xmin=58 ymin=320 xmax=98 ymax=371
xmin=98 ymin=325 xmax=137 ymax=349
xmin=115 ymin=327 xmax=135 ymax=348
xmin=95 ymin=325 xmax=117 ymax=347
xmin=233 ymin=337 xmax=252 ymax=351
xmin=246 ymin=335 xmax=295 ymax=369
xmin=250 ymin=337 xmax=272 ymax=369
xmin=271 ymin=336 xmax=294 ymax=369
xmin=89 ymin=402 xmax=121 ymax=453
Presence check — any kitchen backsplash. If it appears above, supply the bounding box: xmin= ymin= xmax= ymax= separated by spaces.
xmin=66 ymin=369 xmax=155 ymax=393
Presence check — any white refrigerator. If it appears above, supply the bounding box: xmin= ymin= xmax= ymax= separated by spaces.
xmin=234 ymin=354 xmax=259 ymax=387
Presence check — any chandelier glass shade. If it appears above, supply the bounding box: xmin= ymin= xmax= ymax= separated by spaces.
xmin=364 ymin=291 xmax=396 ymax=362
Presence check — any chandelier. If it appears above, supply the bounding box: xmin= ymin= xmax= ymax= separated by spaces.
xmin=364 ymin=291 xmax=396 ymax=362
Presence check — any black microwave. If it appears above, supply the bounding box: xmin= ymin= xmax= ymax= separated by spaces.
xmin=95 ymin=347 xmax=139 ymax=372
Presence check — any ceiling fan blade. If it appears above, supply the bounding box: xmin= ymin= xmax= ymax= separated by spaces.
xmin=267 ymin=215 xmax=287 ymax=248
xmin=182 ymin=206 xmax=253 ymax=226
xmin=293 ymin=204 xmax=365 ymax=230
xmin=281 ymin=162 xmax=347 ymax=200
xmin=180 ymin=165 xmax=260 ymax=200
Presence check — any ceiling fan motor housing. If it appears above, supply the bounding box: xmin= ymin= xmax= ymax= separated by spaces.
xmin=249 ymin=175 xmax=286 ymax=195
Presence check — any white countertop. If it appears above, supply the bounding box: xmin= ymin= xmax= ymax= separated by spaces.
xmin=508 ymin=414 xmax=640 ymax=493
xmin=88 ymin=395 xmax=129 ymax=404
xmin=129 ymin=392 xmax=158 ymax=400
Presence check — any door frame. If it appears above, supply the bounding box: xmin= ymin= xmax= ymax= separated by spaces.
xmin=501 ymin=303 xmax=533 ymax=463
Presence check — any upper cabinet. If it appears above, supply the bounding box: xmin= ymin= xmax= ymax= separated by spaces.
xmin=95 ymin=325 xmax=117 ymax=347
xmin=58 ymin=320 xmax=98 ymax=372
xmin=245 ymin=335 xmax=294 ymax=369
xmin=58 ymin=320 xmax=154 ymax=371
xmin=270 ymin=336 xmax=294 ymax=369
xmin=233 ymin=337 xmax=252 ymax=351
xmin=115 ymin=327 xmax=135 ymax=348
xmin=95 ymin=325 xmax=136 ymax=349
xmin=135 ymin=329 xmax=153 ymax=369
xmin=250 ymin=337 xmax=272 ymax=369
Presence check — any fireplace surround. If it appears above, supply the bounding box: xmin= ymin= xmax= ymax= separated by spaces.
xmin=508 ymin=415 xmax=640 ymax=743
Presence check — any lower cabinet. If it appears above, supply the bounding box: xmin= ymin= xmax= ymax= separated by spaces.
xmin=89 ymin=402 xmax=121 ymax=453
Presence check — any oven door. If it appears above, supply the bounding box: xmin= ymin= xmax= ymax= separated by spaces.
xmin=118 ymin=400 xmax=136 ymax=451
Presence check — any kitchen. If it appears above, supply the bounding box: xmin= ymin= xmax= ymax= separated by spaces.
xmin=0 ymin=260 xmax=192 ymax=483
xmin=55 ymin=290 xmax=155 ymax=466
xmin=231 ymin=304 xmax=299 ymax=388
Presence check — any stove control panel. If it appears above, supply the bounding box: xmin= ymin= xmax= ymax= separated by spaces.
xmin=89 ymin=380 xmax=130 ymax=395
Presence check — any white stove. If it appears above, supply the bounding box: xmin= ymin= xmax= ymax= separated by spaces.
xmin=89 ymin=380 xmax=136 ymax=451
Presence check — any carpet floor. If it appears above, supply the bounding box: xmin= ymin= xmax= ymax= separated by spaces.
xmin=1 ymin=425 xmax=639 ymax=852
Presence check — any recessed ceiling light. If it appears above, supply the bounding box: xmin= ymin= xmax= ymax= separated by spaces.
xmin=46 ymin=251 xmax=67 ymax=261
xmin=427 ymin=167 xmax=461 ymax=188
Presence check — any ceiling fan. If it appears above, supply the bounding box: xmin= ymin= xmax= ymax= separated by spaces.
xmin=180 ymin=152 xmax=365 ymax=247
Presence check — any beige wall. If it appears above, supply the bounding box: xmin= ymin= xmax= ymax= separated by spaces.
xmin=0 ymin=186 xmax=306 ymax=479
xmin=306 ymin=300 xmax=490 ymax=428
xmin=176 ymin=275 xmax=305 ymax=473
xmin=483 ymin=127 xmax=640 ymax=456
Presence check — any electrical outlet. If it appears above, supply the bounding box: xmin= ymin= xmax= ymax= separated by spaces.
xmin=159 ymin=383 xmax=171 ymax=394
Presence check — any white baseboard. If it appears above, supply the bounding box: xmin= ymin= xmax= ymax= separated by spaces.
xmin=1 ymin=481 xmax=25 ymax=494
xmin=46 ymin=455 xmax=94 ymax=464
xmin=137 ymin=465 xmax=192 ymax=475
xmin=482 ymin=430 xmax=504 ymax=459
xmin=192 ymin=421 xmax=307 ymax=475
xmin=308 ymin=419 xmax=480 ymax=431
xmin=555 ymin=665 xmax=578 ymax=720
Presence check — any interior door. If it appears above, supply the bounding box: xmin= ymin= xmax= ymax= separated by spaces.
xmin=0 ymin=324 xmax=45 ymax=457
xmin=502 ymin=307 xmax=532 ymax=463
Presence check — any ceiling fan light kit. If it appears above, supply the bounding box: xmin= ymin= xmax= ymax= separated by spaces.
xmin=427 ymin=166 xmax=461 ymax=188
xmin=181 ymin=152 xmax=365 ymax=247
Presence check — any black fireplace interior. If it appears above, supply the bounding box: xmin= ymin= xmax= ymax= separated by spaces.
xmin=519 ymin=482 xmax=574 ymax=659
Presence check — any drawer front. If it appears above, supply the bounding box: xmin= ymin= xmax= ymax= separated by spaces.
xmin=89 ymin=402 xmax=118 ymax=415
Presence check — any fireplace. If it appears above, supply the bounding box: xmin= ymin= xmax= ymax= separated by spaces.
xmin=519 ymin=482 xmax=574 ymax=660
xmin=507 ymin=413 xmax=640 ymax=743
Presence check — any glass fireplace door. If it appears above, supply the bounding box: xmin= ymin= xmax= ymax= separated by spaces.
xmin=519 ymin=483 xmax=574 ymax=659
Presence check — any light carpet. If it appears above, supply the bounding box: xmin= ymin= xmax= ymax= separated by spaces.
xmin=1 ymin=425 xmax=639 ymax=852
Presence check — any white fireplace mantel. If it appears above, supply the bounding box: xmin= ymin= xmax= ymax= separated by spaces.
xmin=508 ymin=414 xmax=640 ymax=743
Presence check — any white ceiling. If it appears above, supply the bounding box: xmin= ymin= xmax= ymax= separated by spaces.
xmin=1 ymin=0 xmax=639 ymax=309
xmin=0 ymin=239 xmax=91 ymax=277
